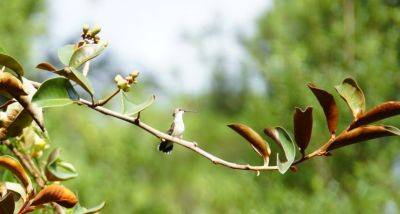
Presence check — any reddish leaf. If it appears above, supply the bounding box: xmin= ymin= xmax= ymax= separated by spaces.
xmin=36 ymin=62 xmax=57 ymax=72
xmin=307 ymin=83 xmax=338 ymax=135
xmin=0 ymin=156 xmax=31 ymax=192
xmin=31 ymin=184 xmax=78 ymax=208
xmin=327 ymin=125 xmax=400 ymax=151
xmin=228 ymin=123 xmax=271 ymax=160
xmin=293 ymin=107 xmax=313 ymax=155
xmin=349 ymin=101 xmax=400 ymax=130
xmin=0 ymin=192 xmax=14 ymax=214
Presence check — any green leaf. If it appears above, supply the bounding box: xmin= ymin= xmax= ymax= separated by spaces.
xmin=264 ymin=127 xmax=296 ymax=174
xmin=122 ymin=93 xmax=155 ymax=116
xmin=45 ymin=67 xmax=95 ymax=96
xmin=72 ymin=202 xmax=106 ymax=214
xmin=335 ymin=77 xmax=365 ymax=118
xmin=45 ymin=148 xmax=78 ymax=181
xmin=32 ymin=77 xmax=79 ymax=108
xmin=58 ymin=45 xmax=75 ymax=66
xmin=0 ymin=54 xmax=24 ymax=76
xmin=68 ymin=67 xmax=95 ymax=96
xmin=0 ymin=192 xmax=14 ymax=214
xmin=69 ymin=42 xmax=107 ymax=68
xmin=52 ymin=68 xmax=94 ymax=96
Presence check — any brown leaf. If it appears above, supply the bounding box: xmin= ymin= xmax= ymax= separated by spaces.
xmin=349 ymin=101 xmax=400 ymax=130
xmin=327 ymin=125 xmax=400 ymax=151
xmin=228 ymin=123 xmax=271 ymax=159
xmin=11 ymin=79 xmax=45 ymax=132
xmin=31 ymin=184 xmax=78 ymax=208
xmin=0 ymin=72 xmax=27 ymax=96
xmin=293 ymin=107 xmax=313 ymax=155
xmin=0 ymin=156 xmax=31 ymax=192
xmin=0 ymin=192 xmax=14 ymax=214
xmin=36 ymin=62 xmax=57 ymax=72
xmin=307 ymin=83 xmax=339 ymax=135
xmin=263 ymin=128 xmax=281 ymax=148
xmin=0 ymin=102 xmax=32 ymax=139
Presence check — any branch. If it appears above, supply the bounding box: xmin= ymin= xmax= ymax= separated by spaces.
xmin=78 ymin=98 xmax=279 ymax=172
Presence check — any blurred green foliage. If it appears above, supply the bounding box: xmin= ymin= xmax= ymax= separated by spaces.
xmin=3 ymin=0 xmax=400 ymax=213
xmin=0 ymin=0 xmax=44 ymax=61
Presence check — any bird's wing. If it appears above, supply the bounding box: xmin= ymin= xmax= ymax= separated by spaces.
xmin=167 ymin=122 xmax=175 ymax=135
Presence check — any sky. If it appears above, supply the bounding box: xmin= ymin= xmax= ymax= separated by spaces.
xmin=46 ymin=0 xmax=272 ymax=94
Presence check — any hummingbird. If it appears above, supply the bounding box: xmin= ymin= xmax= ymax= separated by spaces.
xmin=158 ymin=108 xmax=191 ymax=154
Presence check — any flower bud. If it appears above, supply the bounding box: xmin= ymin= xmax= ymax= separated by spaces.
xmin=114 ymin=75 xmax=130 ymax=91
xmin=91 ymin=25 xmax=102 ymax=36
xmin=130 ymin=70 xmax=139 ymax=78
xmin=125 ymin=76 xmax=133 ymax=84
xmin=82 ymin=24 xmax=90 ymax=34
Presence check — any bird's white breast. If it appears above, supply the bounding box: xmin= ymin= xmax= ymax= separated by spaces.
xmin=173 ymin=113 xmax=185 ymax=136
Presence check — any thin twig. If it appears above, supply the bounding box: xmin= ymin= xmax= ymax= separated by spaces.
xmin=91 ymin=88 xmax=120 ymax=107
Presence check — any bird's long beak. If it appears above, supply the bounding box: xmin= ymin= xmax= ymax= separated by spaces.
xmin=182 ymin=109 xmax=197 ymax=113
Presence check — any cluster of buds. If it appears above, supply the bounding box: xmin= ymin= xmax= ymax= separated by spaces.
xmin=80 ymin=24 xmax=102 ymax=45
xmin=31 ymin=134 xmax=49 ymax=158
xmin=114 ymin=70 xmax=140 ymax=92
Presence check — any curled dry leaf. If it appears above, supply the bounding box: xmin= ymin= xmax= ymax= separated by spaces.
xmin=0 ymin=78 xmax=44 ymax=137
xmin=349 ymin=101 xmax=400 ymax=130
xmin=36 ymin=62 xmax=57 ymax=72
xmin=335 ymin=77 xmax=366 ymax=118
xmin=327 ymin=125 xmax=400 ymax=151
xmin=0 ymin=72 xmax=27 ymax=97
xmin=293 ymin=107 xmax=313 ymax=155
xmin=0 ymin=156 xmax=31 ymax=193
xmin=0 ymin=192 xmax=14 ymax=214
xmin=307 ymin=83 xmax=338 ymax=135
xmin=3 ymin=182 xmax=26 ymax=202
xmin=228 ymin=123 xmax=271 ymax=161
xmin=12 ymin=78 xmax=45 ymax=131
xmin=31 ymin=184 xmax=78 ymax=208
xmin=264 ymin=127 xmax=296 ymax=174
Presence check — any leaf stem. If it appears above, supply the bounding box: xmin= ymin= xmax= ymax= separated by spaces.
xmin=92 ymin=88 xmax=120 ymax=107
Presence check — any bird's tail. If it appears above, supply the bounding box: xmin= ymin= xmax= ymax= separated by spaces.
xmin=158 ymin=140 xmax=173 ymax=154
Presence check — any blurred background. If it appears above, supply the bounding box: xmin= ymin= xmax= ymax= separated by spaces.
xmin=2 ymin=0 xmax=400 ymax=213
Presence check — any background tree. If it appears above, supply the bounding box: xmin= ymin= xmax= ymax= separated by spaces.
xmin=0 ymin=0 xmax=44 ymax=61
xmin=1 ymin=0 xmax=400 ymax=213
